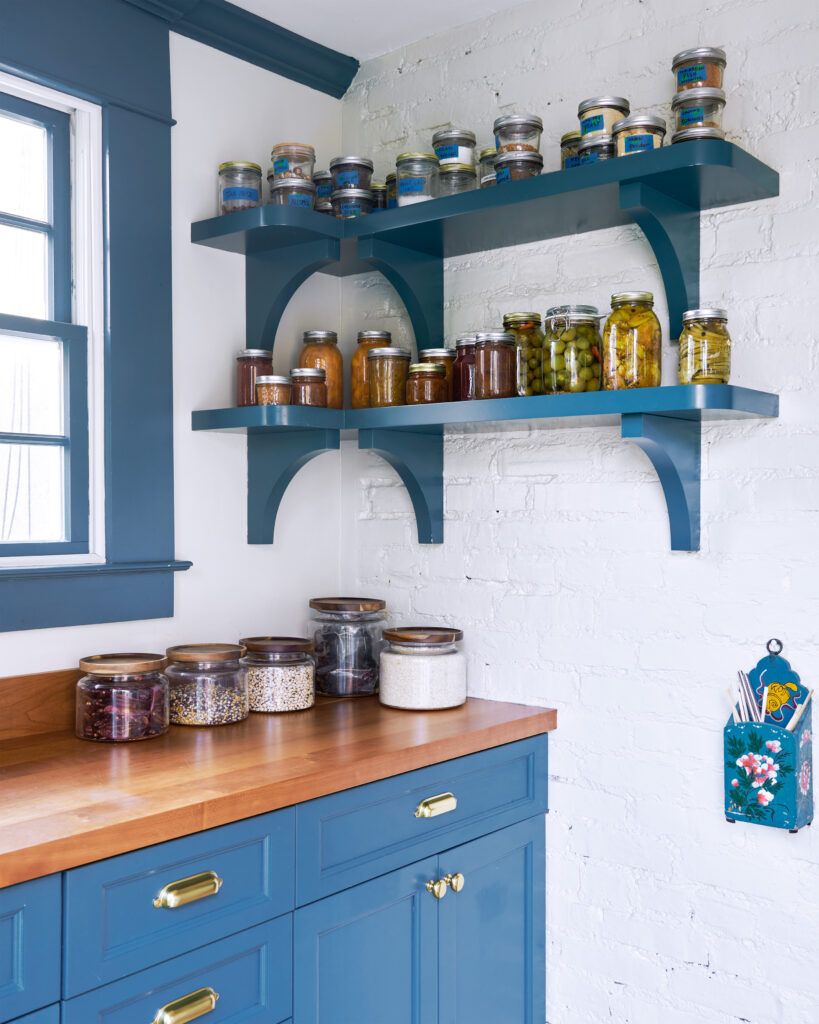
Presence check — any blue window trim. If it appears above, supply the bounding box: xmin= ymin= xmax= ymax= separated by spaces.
xmin=0 ymin=0 xmax=191 ymax=633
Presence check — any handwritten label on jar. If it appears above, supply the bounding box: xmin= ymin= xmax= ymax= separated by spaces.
xmin=679 ymin=106 xmax=706 ymax=126
xmin=580 ymin=114 xmax=605 ymax=135
xmin=398 ymin=176 xmax=426 ymax=195
xmin=495 ymin=166 xmax=511 ymax=183
xmin=624 ymin=134 xmax=655 ymax=153
xmin=564 ymin=155 xmax=582 ymax=168
xmin=387 ymin=197 xmax=397 ymax=209
xmin=340 ymin=201 xmax=362 ymax=216
xmin=223 ymin=186 xmax=259 ymax=202
xmin=435 ymin=144 xmax=458 ymax=160
xmin=337 ymin=170 xmax=359 ymax=187
xmin=273 ymin=157 xmax=289 ymax=173
xmin=677 ymin=63 xmax=707 ymax=85
xmin=316 ymin=182 xmax=333 ymax=199
xmin=580 ymin=151 xmax=600 ymax=165
xmin=287 ymin=193 xmax=313 ymax=208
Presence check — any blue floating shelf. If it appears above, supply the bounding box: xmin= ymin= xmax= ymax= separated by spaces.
xmin=192 ymin=385 xmax=779 ymax=551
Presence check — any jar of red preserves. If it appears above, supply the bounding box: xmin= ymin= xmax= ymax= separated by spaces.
xmin=406 ymin=363 xmax=447 ymax=404
xmin=236 ymin=348 xmax=273 ymax=406
xmin=453 ymin=335 xmax=477 ymax=400
xmin=475 ymin=332 xmax=516 ymax=399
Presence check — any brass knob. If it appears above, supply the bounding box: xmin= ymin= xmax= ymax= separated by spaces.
xmin=445 ymin=872 xmax=465 ymax=893
xmin=426 ymin=878 xmax=447 ymax=900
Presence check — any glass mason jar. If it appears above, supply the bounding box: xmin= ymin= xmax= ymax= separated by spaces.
xmin=612 ymin=114 xmax=667 ymax=156
xmin=419 ymin=347 xmax=456 ymax=400
xmin=313 ymin=170 xmax=333 ymax=203
xmin=240 ymin=637 xmax=315 ymax=713
xmin=561 ymin=130 xmax=582 ymax=168
xmin=577 ymin=96 xmax=630 ymax=138
xmin=478 ymin=146 xmax=497 ymax=188
xmin=370 ymin=183 xmax=388 ymax=209
xmin=406 ymin=363 xmax=447 ymax=404
xmin=351 ymin=330 xmax=392 ymax=408
xmin=255 ymin=374 xmax=292 ymax=405
xmin=432 ymin=127 xmax=477 ymax=166
xmin=329 ymin=155 xmax=374 ymax=191
xmin=290 ymin=367 xmax=327 ymax=406
xmin=330 ymin=188 xmax=373 ymax=219
xmin=299 ymin=330 xmax=343 ymax=409
xmin=379 ymin=627 xmax=466 ymax=710
xmin=670 ymin=125 xmax=726 ymax=145
xmin=577 ymin=134 xmax=615 ymax=164
xmin=165 ymin=644 xmax=248 ymax=726
xmin=672 ymin=47 xmax=727 ymax=92
xmin=368 ymin=346 xmax=411 ymax=407
xmin=437 ymin=163 xmax=477 ymax=196
xmin=396 ymin=152 xmax=439 ymax=206
xmin=453 ymin=335 xmax=477 ymax=400
xmin=218 ymin=161 xmax=262 ymax=215
xmin=671 ymin=87 xmax=726 ymax=131
xmin=386 ymin=172 xmax=397 ymax=209
xmin=495 ymin=151 xmax=543 ymax=183
xmin=503 ymin=312 xmax=544 ymax=396
xmin=75 ymin=654 xmax=169 ymax=743
xmin=308 ymin=598 xmax=387 ymax=696
xmin=543 ymin=306 xmax=603 ymax=394
xmin=236 ymin=348 xmax=273 ymax=407
xmin=678 ymin=307 xmax=731 ymax=384
xmin=270 ymin=142 xmax=315 ymax=181
xmin=493 ymin=113 xmax=543 ymax=153
xmin=267 ymin=178 xmax=316 ymax=209
xmin=475 ymin=332 xmax=516 ymax=399
xmin=602 ymin=291 xmax=662 ymax=390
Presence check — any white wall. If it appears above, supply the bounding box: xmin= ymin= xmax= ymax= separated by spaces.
xmin=0 ymin=35 xmax=343 ymax=674
xmin=339 ymin=1 xmax=819 ymax=1021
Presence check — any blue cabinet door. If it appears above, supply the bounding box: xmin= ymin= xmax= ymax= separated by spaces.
xmin=0 ymin=875 xmax=61 ymax=1024
xmin=11 ymin=1008 xmax=59 ymax=1024
xmin=294 ymin=857 xmax=438 ymax=1024
xmin=438 ymin=817 xmax=545 ymax=1024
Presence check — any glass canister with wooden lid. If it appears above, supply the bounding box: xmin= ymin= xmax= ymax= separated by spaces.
xmin=678 ymin=307 xmax=731 ymax=383
xmin=240 ymin=637 xmax=315 ymax=712
xmin=165 ymin=644 xmax=248 ymax=726
xmin=298 ymin=330 xmax=343 ymax=408
xmin=351 ymin=330 xmax=392 ymax=408
xmin=75 ymin=654 xmax=169 ymax=742
xmin=307 ymin=597 xmax=387 ymax=696
xmin=503 ymin=312 xmax=544 ymax=396
xmin=379 ymin=627 xmax=466 ymax=710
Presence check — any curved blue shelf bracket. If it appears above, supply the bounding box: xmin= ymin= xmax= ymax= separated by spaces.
xmin=357 ymin=237 xmax=443 ymax=349
xmin=619 ymin=181 xmax=699 ymax=339
xmin=246 ymin=238 xmax=340 ymax=348
xmin=358 ymin=427 xmax=444 ymax=543
xmin=247 ymin=428 xmax=340 ymax=543
xmin=621 ymin=412 xmax=701 ymax=551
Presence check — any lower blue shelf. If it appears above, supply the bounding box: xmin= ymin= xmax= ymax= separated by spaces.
xmin=191 ymin=384 xmax=779 ymax=551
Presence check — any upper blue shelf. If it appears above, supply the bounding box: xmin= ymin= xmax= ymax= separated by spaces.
xmin=191 ymin=140 xmax=778 ymax=266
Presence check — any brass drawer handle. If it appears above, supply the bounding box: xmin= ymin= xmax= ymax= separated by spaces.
xmin=444 ymin=872 xmax=465 ymax=893
xmin=153 ymin=870 xmax=223 ymax=909
xmin=415 ymin=792 xmax=457 ymax=819
xmin=151 ymin=987 xmax=219 ymax=1024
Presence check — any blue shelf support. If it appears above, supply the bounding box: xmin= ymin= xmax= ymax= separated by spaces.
xmin=621 ymin=412 xmax=702 ymax=551
xmin=247 ymin=428 xmax=340 ymax=543
xmin=358 ymin=427 xmax=444 ymax=543
xmin=357 ymin=237 xmax=443 ymax=349
xmin=619 ymin=181 xmax=700 ymax=339
xmin=245 ymin=239 xmax=340 ymax=348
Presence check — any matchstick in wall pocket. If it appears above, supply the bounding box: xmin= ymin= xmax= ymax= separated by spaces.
xmin=724 ymin=640 xmax=813 ymax=833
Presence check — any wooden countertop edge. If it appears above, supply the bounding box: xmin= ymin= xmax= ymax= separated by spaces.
xmin=0 ymin=702 xmax=556 ymax=886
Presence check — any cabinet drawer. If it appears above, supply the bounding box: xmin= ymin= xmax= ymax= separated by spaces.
xmin=10 ymin=1009 xmax=59 ymax=1024
xmin=0 ymin=875 xmax=61 ymax=1024
xmin=62 ymin=916 xmax=291 ymax=1024
xmin=296 ymin=735 xmax=547 ymax=903
xmin=64 ymin=809 xmax=294 ymax=996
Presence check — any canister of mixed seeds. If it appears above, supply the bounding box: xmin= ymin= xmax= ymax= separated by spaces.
xmin=165 ymin=644 xmax=248 ymax=726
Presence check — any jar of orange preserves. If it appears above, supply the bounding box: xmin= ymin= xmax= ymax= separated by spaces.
xmin=418 ymin=348 xmax=456 ymax=400
xmin=298 ymin=330 xmax=343 ymax=408
xmin=351 ymin=330 xmax=392 ymax=408
xmin=406 ymin=363 xmax=447 ymax=404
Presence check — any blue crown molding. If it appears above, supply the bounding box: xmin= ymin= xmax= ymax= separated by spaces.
xmin=123 ymin=0 xmax=359 ymax=98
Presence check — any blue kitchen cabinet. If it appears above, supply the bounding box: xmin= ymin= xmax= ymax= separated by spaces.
xmin=0 ymin=876 xmax=61 ymax=1024
xmin=9 ymin=1010 xmax=59 ymax=1024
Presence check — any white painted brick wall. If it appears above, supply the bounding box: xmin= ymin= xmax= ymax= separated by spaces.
xmin=339 ymin=0 xmax=819 ymax=1020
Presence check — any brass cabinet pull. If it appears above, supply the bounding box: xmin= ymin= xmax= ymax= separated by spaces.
xmin=426 ymin=878 xmax=447 ymax=900
xmin=415 ymin=792 xmax=457 ymax=819
xmin=153 ymin=870 xmax=223 ymax=909
xmin=444 ymin=872 xmax=465 ymax=893
xmin=151 ymin=987 xmax=219 ymax=1024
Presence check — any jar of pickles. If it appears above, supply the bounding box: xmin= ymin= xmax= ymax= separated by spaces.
xmin=351 ymin=330 xmax=392 ymax=408
xmin=75 ymin=654 xmax=169 ymax=743
xmin=493 ymin=114 xmax=543 ymax=153
xmin=218 ymin=161 xmax=262 ymax=215
xmin=419 ymin=347 xmax=456 ymax=400
xmin=406 ymin=363 xmax=447 ymax=404
xmin=503 ymin=313 xmax=544 ymax=396
xmin=291 ymin=367 xmax=327 ymax=406
xmin=453 ymin=335 xmax=477 ymax=400
xmin=256 ymin=374 xmax=292 ymax=405
xmin=602 ymin=292 xmax=662 ymax=390
xmin=236 ymin=348 xmax=273 ymax=406
xmin=299 ymin=330 xmax=343 ymax=408
xmin=478 ymin=146 xmax=497 ymax=187
xmin=543 ymin=306 xmax=602 ymax=394
xmin=165 ymin=644 xmax=248 ymax=726
xmin=368 ymin=347 xmax=411 ymax=406
xmin=678 ymin=307 xmax=731 ymax=384
xmin=475 ymin=332 xmax=516 ymax=399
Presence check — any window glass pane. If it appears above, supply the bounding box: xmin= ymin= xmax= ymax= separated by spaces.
xmin=0 ymin=111 xmax=48 ymax=221
xmin=0 ymin=333 xmax=63 ymax=434
xmin=0 ymin=442 xmax=64 ymax=542
xmin=0 ymin=224 xmax=48 ymax=317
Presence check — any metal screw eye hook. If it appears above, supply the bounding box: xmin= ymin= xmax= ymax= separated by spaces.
xmin=767 ymin=638 xmax=784 ymax=656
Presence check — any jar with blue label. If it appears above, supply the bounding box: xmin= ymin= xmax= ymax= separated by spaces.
xmin=493 ymin=114 xmax=543 ymax=154
xmin=268 ymin=178 xmax=316 ymax=210
xmin=329 ymin=155 xmax=374 ymax=191
xmin=313 ymin=170 xmax=333 ymax=202
xmin=560 ymin=130 xmax=582 ymax=168
xmin=495 ymin=150 xmax=543 ymax=183
xmin=386 ymin=172 xmax=398 ymax=208
xmin=672 ymin=46 xmax=726 ymax=92
xmin=671 ymin=87 xmax=726 ymax=132
xmin=577 ymin=96 xmax=630 ymax=138
xmin=370 ymin=182 xmax=388 ymax=209
xmin=330 ymin=188 xmax=373 ymax=219
xmin=269 ymin=142 xmax=315 ymax=181
xmin=218 ymin=161 xmax=262 ymax=215
xmin=612 ymin=114 xmax=666 ymax=157
xmin=577 ymin=134 xmax=615 ymax=164
xmin=478 ymin=146 xmax=497 ymax=187
xmin=432 ymin=127 xmax=477 ymax=166
xmin=396 ymin=152 xmax=439 ymax=206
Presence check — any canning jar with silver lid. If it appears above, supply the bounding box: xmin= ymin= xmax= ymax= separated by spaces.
xmin=495 ymin=150 xmax=543 ymax=182
xmin=578 ymin=134 xmax=615 ymax=164
xmin=478 ymin=146 xmax=497 ymax=187
xmin=432 ymin=127 xmax=477 ymax=166
xmin=290 ymin=366 xmax=327 ymax=406
xmin=672 ymin=46 xmax=727 ymax=91
xmin=329 ymin=155 xmax=374 ymax=190
xmin=330 ymin=188 xmax=373 ymax=219
xmin=379 ymin=627 xmax=466 ymax=710
xmin=612 ymin=114 xmax=667 ymax=156
xmin=268 ymin=178 xmax=316 ymax=209
xmin=386 ymin=172 xmax=397 ymax=208
xmin=671 ymin=87 xmax=726 ymax=131
xmin=256 ymin=374 xmax=292 ymax=405
xmin=218 ymin=161 xmax=262 ymax=215
xmin=475 ymin=331 xmax=516 ymax=399
xmin=678 ymin=307 xmax=731 ymax=384
xmin=671 ymin=125 xmax=726 ymax=144
xmin=368 ymin=346 xmax=412 ymax=406
xmin=438 ymin=163 xmax=477 ymax=195
xmin=313 ymin=169 xmax=333 ymax=202
xmin=578 ymin=96 xmax=630 ymax=137
xmin=561 ymin=130 xmax=582 ymax=168
xmin=396 ymin=152 xmax=439 ymax=205
xmin=493 ymin=113 xmax=543 ymax=153
xmin=270 ymin=142 xmax=315 ymax=181
xmin=371 ymin=182 xmax=388 ymax=209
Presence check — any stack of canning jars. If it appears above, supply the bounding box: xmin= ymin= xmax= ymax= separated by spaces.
xmin=267 ymin=142 xmax=317 ymax=210
xmin=328 ymin=154 xmax=375 ymax=219
xmin=493 ymin=114 xmax=544 ymax=184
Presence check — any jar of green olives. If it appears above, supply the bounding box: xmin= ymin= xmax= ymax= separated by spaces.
xmin=543 ymin=306 xmax=603 ymax=394
xmin=678 ymin=307 xmax=731 ymax=384
xmin=503 ymin=312 xmax=544 ymax=396
xmin=602 ymin=292 xmax=662 ymax=390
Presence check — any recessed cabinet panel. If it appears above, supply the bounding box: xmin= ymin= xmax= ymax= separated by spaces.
xmin=0 ymin=875 xmax=60 ymax=1024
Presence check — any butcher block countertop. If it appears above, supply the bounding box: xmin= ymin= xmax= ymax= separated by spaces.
xmin=0 ymin=694 xmax=556 ymax=887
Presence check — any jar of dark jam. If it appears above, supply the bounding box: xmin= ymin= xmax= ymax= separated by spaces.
xmin=453 ymin=334 xmax=477 ymax=400
xmin=406 ymin=362 xmax=447 ymax=404
xmin=75 ymin=654 xmax=169 ymax=742
xmin=307 ymin=597 xmax=387 ymax=696
xmin=236 ymin=348 xmax=273 ymax=406
xmin=290 ymin=367 xmax=328 ymax=406
xmin=418 ymin=347 xmax=456 ymax=400
xmin=475 ymin=332 xmax=516 ymax=399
